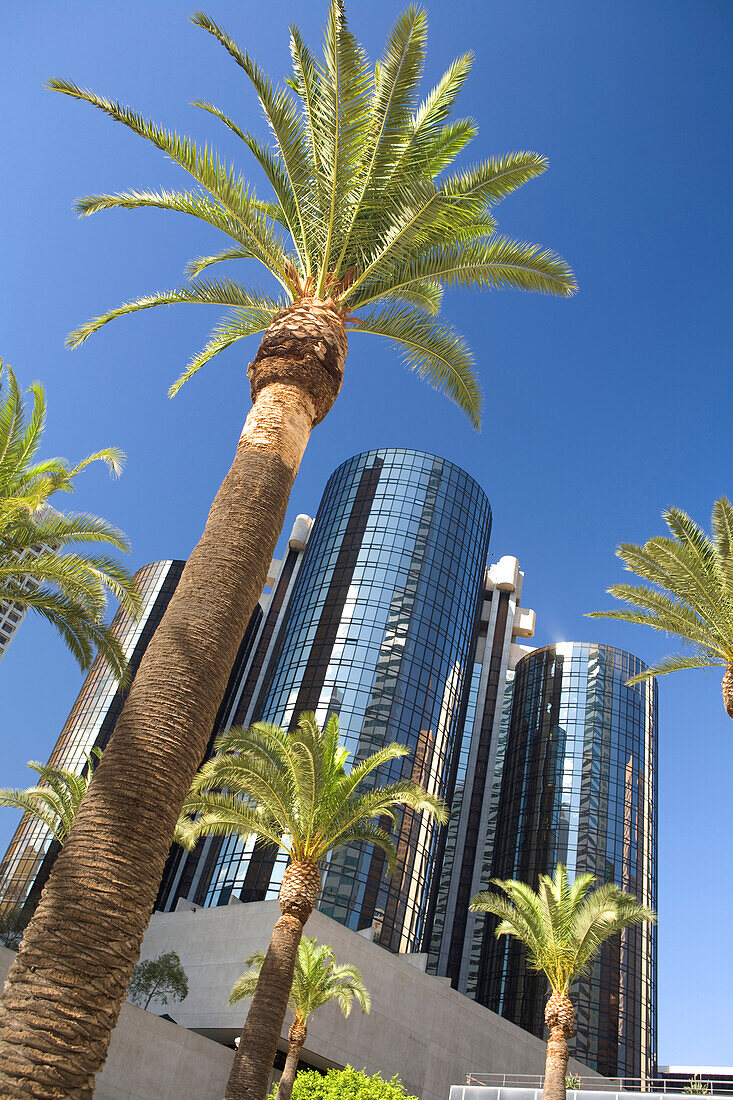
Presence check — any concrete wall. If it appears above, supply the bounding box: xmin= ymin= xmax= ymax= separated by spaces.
xmin=138 ymin=902 xmax=598 ymax=1100
xmin=2 ymin=902 xmax=599 ymax=1100
xmin=0 ymin=945 xmax=233 ymax=1100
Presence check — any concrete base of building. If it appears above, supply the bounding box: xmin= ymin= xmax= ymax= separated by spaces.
xmin=138 ymin=901 xmax=598 ymax=1100
xmin=2 ymin=902 xmax=599 ymax=1100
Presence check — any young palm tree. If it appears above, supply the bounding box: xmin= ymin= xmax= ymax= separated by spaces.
xmin=0 ymin=5 xmax=574 ymax=1094
xmin=176 ymin=712 xmax=445 ymax=1100
xmin=229 ymin=936 xmax=370 ymax=1100
xmin=588 ymin=498 xmax=733 ymax=719
xmin=470 ymin=865 xmax=655 ymax=1100
xmin=0 ymin=751 xmax=101 ymax=849
xmin=0 ymin=361 xmax=139 ymax=681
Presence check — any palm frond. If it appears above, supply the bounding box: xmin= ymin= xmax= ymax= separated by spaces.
xmin=168 ymin=299 xmax=285 ymax=396
xmin=352 ymin=304 xmax=481 ymax=427
xmin=191 ymin=12 xmax=315 ymax=273
xmin=67 ymin=279 xmax=284 ymax=350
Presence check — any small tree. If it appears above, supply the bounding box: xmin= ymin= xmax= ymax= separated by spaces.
xmin=178 ymin=712 xmax=446 ymax=1100
xmin=0 ymin=909 xmax=29 ymax=952
xmin=231 ymin=937 xmax=369 ymax=1100
xmin=277 ymin=1066 xmax=418 ymax=1100
xmin=127 ymin=950 xmax=189 ymax=1011
xmin=470 ymin=864 xmax=655 ymax=1100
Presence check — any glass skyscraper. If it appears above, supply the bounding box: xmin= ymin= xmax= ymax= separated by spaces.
xmin=476 ymin=642 xmax=657 ymax=1078
xmin=164 ymin=449 xmax=493 ymax=954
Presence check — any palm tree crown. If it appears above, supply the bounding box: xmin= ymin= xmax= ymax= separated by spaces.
xmin=50 ymin=2 xmax=576 ymax=427
xmin=0 ymin=361 xmax=140 ymax=680
xmin=471 ymin=865 xmax=654 ymax=1100
xmin=588 ymin=498 xmax=733 ymax=717
xmin=230 ymin=936 xmax=369 ymax=1100
xmin=230 ymin=935 xmax=370 ymax=1020
xmin=0 ymin=751 xmax=101 ymax=848
xmin=177 ymin=711 xmax=447 ymax=868
xmin=177 ymin=712 xmax=445 ymax=1100
xmin=470 ymin=864 xmax=654 ymax=997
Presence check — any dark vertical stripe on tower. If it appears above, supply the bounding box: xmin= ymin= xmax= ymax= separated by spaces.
xmin=445 ymin=589 xmax=510 ymax=986
xmin=232 ymin=550 xmax=299 ymax=727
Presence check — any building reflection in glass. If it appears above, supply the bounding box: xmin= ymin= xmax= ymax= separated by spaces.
xmin=476 ymin=642 xmax=657 ymax=1079
xmin=188 ymin=449 xmax=492 ymax=953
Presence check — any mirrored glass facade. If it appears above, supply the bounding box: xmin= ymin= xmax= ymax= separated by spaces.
xmin=477 ymin=643 xmax=657 ymax=1078
xmin=189 ymin=449 xmax=492 ymax=953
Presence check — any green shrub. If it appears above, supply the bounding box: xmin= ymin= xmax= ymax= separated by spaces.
xmin=274 ymin=1066 xmax=419 ymax=1100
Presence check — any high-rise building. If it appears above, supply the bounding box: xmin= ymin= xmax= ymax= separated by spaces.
xmin=0 ymin=451 xmax=657 ymax=1078
xmin=476 ymin=642 xmax=657 ymax=1078
xmin=0 ymin=559 xmax=185 ymax=913
xmin=161 ymin=449 xmax=495 ymax=955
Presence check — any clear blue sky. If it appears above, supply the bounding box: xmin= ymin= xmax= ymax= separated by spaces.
xmin=2 ymin=0 xmax=731 ymax=1067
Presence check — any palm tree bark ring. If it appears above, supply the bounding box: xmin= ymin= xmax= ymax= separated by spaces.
xmin=279 ymin=861 xmax=321 ymax=922
xmin=248 ymin=299 xmax=347 ymax=426
xmin=722 ymin=663 xmax=733 ymax=718
xmin=543 ymin=993 xmax=575 ymax=1100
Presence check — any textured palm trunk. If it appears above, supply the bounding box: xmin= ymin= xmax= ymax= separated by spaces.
xmin=722 ymin=663 xmax=733 ymax=718
xmin=225 ymin=860 xmax=321 ymax=1100
xmin=542 ymin=991 xmax=575 ymax=1100
xmin=275 ymin=1016 xmax=307 ymax=1100
xmin=0 ymin=301 xmax=346 ymax=1099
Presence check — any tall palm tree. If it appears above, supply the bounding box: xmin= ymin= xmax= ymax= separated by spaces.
xmin=176 ymin=713 xmax=445 ymax=1100
xmin=0 ymin=5 xmax=574 ymax=1094
xmin=229 ymin=936 xmax=370 ymax=1100
xmin=470 ymin=865 xmax=655 ymax=1100
xmin=0 ymin=361 xmax=139 ymax=681
xmin=0 ymin=751 xmax=101 ymax=849
xmin=588 ymin=498 xmax=733 ymax=719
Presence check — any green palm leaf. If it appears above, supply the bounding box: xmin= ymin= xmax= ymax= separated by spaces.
xmin=589 ymin=498 xmax=733 ymax=712
xmin=0 ymin=362 xmax=139 ymax=680
xmin=176 ymin=712 xmax=447 ymax=871
xmin=0 ymin=751 xmax=101 ymax=847
xmin=351 ymin=304 xmax=481 ymax=427
xmin=471 ymin=864 xmax=654 ymax=996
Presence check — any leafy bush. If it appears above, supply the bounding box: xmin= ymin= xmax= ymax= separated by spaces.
xmin=274 ymin=1066 xmax=418 ymax=1100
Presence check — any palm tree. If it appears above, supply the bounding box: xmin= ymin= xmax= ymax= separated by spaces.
xmin=176 ymin=712 xmax=445 ymax=1100
xmin=0 ymin=5 xmax=574 ymax=1093
xmin=470 ymin=865 xmax=655 ymax=1100
xmin=588 ymin=498 xmax=733 ymax=719
xmin=229 ymin=936 xmax=370 ymax=1100
xmin=0 ymin=360 xmax=140 ymax=681
xmin=0 ymin=751 xmax=101 ymax=849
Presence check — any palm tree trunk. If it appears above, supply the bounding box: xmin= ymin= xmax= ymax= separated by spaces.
xmin=542 ymin=991 xmax=575 ymax=1100
xmin=275 ymin=1017 xmax=307 ymax=1100
xmin=225 ymin=860 xmax=321 ymax=1100
xmin=0 ymin=301 xmax=346 ymax=1099
xmin=722 ymin=663 xmax=733 ymax=718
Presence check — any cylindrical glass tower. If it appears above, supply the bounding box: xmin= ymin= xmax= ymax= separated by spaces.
xmin=477 ymin=642 xmax=657 ymax=1077
xmin=197 ymin=448 xmax=492 ymax=953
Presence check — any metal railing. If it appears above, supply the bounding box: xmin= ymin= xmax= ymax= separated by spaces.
xmin=464 ymin=1074 xmax=733 ymax=1095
